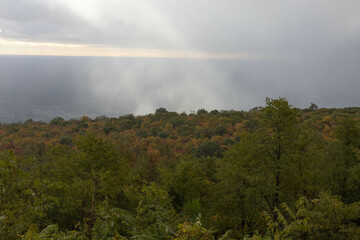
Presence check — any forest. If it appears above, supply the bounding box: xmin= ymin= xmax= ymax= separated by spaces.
xmin=0 ymin=97 xmax=359 ymax=239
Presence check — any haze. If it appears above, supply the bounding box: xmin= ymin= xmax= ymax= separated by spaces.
xmin=0 ymin=0 xmax=359 ymax=122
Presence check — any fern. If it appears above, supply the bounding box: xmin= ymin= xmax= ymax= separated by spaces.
xmin=37 ymin=224 xmax=58 ymax=239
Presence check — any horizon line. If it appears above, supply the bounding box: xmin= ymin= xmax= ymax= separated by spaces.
xmin=0 ymin=38 xmax=284 ymax=60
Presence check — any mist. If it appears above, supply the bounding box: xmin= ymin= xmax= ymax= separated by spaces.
xmin=0 ymin=54 xmax=359 ymax=123
xmin=0 ymin=1 xmax=359 ymax=122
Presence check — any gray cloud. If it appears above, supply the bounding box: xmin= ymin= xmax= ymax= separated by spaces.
xmin=1 ymin=0 xmax=360 ymax=54
xmin=0 ymin=0 xmax=359 ymax=121
xmin=0 ymin=0 xmax=92 ymax=43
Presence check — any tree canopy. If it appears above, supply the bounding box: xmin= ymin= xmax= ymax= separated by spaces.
xmin=0 ymin=98 xmax=359 ymax=239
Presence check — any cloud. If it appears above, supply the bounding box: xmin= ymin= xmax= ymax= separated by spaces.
xmin=0 ymin=0 xmax=359 ymax=121
xmin=0 ymin=0 xmax=359 ymax=57
xmin=85 ymin=58 xmax=234 ymax=115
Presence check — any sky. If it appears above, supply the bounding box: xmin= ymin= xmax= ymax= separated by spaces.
xmin=0 ymin=0 xmax=359 ymax=120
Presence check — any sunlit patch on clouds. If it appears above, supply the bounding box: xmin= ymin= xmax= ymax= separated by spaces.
xmin=0 ymin=0 xmax=359 ymax=121
xmin=0 ymin=0 xmax=292 ymax=59
xmin=0 ymin=0 xmax=286 ymax=60
xmin=0 ymin=38 xmax=284 ymax=59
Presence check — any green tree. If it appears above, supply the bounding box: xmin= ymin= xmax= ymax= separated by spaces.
xmin=41 ymin=135 xmax=129 ymax=237
xmin=246 ymin=192 xmax=360 ymax=240
xmin=214 ymin=132 xmax=263 ymax=236
xmin=308 ymin=102 xmax=318 ymax=111
xmin=49 ymin=117 xmax=67 ymax=126
xmin=193 ymin=141 xmax=223 ymax=158
xmin=215 ymin=98 xmax=300 ymax=236
xmin=260 ymin=98 xmax=298 ymax=213
xmin=0 ymin=151 xmax=54 ymax=239
xmin=92 ymin=200 xmax=135 ymax=240
xmin=23 ymin=224 xmax=88 ymax=240
xmin=156 ymin=108 xmax=168 ymax=115
xmin=134 ymin=183 xmax=177 ymax=239
xmin=329 ymin=118 xmax=360 ymax=202
xmin=173 ymin=220 xmax=215 ymax=240
xmin=160 ymin=158 xmax=211 ymax=211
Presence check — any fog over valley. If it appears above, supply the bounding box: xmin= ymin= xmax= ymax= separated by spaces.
xmin=0 ymin=0 xmax=359 ymax=122
xmin=0 ymin=54 xmax=359 ymax=122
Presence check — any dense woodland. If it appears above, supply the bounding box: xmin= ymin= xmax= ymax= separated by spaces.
xmin=0 ymin=98 xmax=359 ymax=239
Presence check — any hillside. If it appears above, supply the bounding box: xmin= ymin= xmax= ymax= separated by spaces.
xmin=0 ymin=98 xmax=359 ymax=239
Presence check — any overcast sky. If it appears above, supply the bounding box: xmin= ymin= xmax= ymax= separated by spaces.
xmin=1 ymin=0 xmax=359 ymax=57
xmin=0 ymin=0 xmax=359 ymax=120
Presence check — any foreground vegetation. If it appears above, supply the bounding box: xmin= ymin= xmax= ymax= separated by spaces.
xmin=0 ymin=98 xmax=359 ymax=239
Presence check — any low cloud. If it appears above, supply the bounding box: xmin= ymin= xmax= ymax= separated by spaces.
xmin=1 ymin=0 xmax=359 ymax=56
xmin=0 ymin=0 xmax=359 ymax=121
